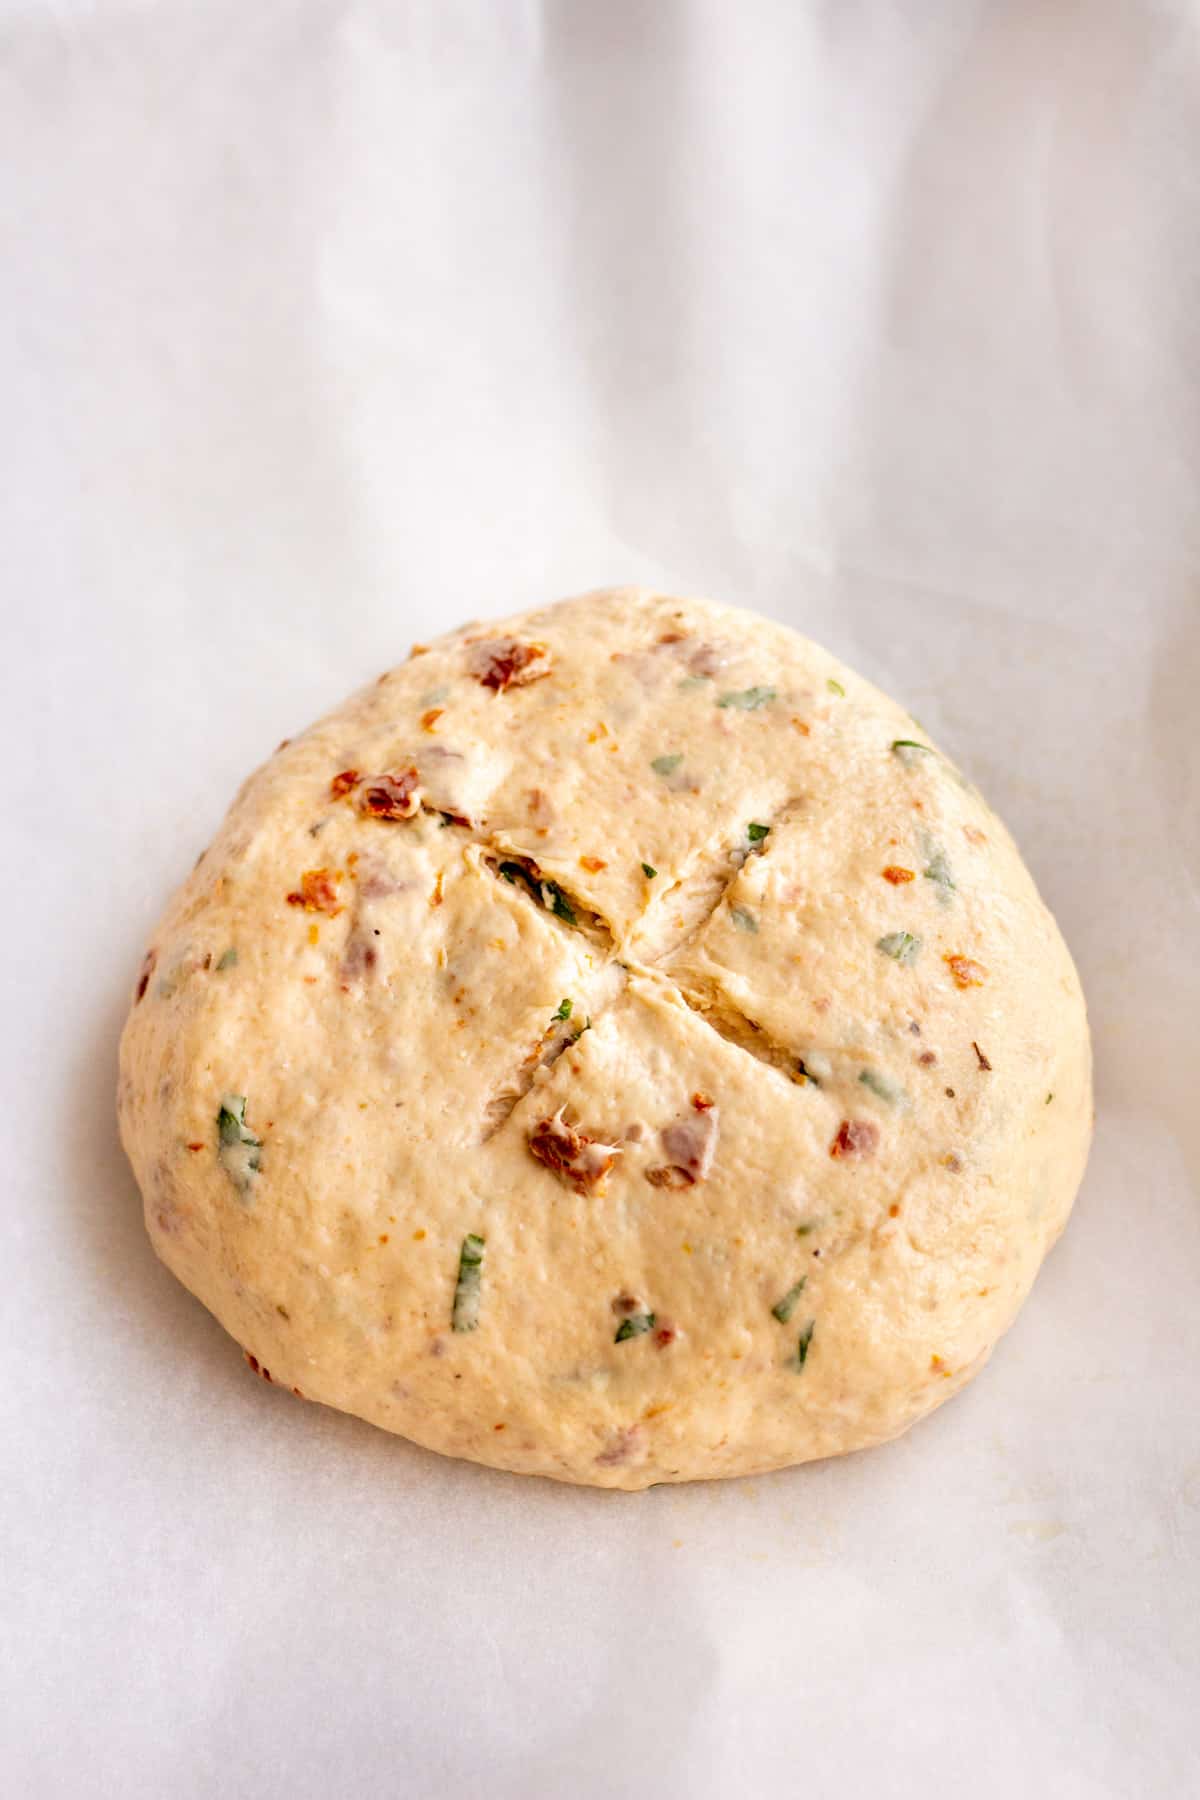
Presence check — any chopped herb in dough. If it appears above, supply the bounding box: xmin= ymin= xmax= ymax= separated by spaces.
xmin=217 ymin=1095 xmax=262 ymax=1194
xmin=877 ymin=930 xmax=922 ymax=965
xmin=615 ymin=1311 xmax=656 ymax=1343
xmin=826 ymin=677 xmax=845 ymax=697
xmin=498 ymin=861 xmax=578 ymax=927
xmin=641 ymin=862 xmax=658 ymax=879
xmin=552 ymin=998 xmax=573 ymax=1023
xmin=792 ymin=1320 xmax=815 ymax=1370
xmin=452 ymin=1233 xmax=485 ymax=1332
xmin=545 ymin=885 xmax=577 ymax=925
xmin=215 ymin=948 xmax=238 ymax=971
xmin=730 ymin=907 xmax=759 ymax=934
xmin=859 ymin=1067 xmax=906 ymax=1107
xmin=923 ymin=849 xmax=956 ymax=893
xmin=651 ymin=753 xmax=683 ymax=777
xmin=717 ymin=686 xmax=776 ymax=711
xmin=772 ymin=1278 xmax=808 ymax=1323
xmin=747 ymin=822 xmax=769 ymax=842
xmin=891 ymin=739 xmax=933 ymax=766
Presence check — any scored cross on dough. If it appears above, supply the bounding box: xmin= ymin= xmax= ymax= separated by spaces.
xmin=476 ymin=792 xmax=809 ymax=1138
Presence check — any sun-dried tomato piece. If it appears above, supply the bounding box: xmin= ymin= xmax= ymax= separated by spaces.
xmin=528 ymin=1110 xmax=619 ymax=1193
xmin=357 ymin=767 xmax=421 ymax=821
xmin=830 ymin=1118 xmax=880 ymax=1159
xmin=943 ymin=953 xmax=988 ymax=990
xmin=134 ymin=948 xmax=157 ymax=1003
xmin=286 ymin=868 xmax=343 ymax=914
xmin=595 ymin=1425 xmax=642 ymax=1467
xmin=329 ymin=769 xmax=361 ymax=799
xmin=473 ymin=639 xmax=550 ymax=693
xmin=882 ymin=865 xmax=915 ymax=884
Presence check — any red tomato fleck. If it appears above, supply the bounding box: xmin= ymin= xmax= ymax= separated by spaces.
xmin=134 ymin=949 xmax=157 ymax=1003
xmin=943 ymin=953 xmax=988 ymax=990
xmin=474 ymin=639 xmax=549 ymax=692
xmin=357 ymin=767 xmax=421 ymax=821
xmin=286 ymin=868 xmax=342 ymax=914
xmin=830 ymin=1119 xmax=879 ymax=1159
xmin=330 ymin=769 xmax=361 ymax=799
xmin=882 ymin=865 xmax=915 ymax=884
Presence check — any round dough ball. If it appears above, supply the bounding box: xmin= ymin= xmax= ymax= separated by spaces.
xmin=118 ymin=587 xmax=1091 ymax=1488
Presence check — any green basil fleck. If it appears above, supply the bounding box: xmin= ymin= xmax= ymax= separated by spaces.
xmin=730 ymin=907 xmax=759 ymax=934
xmin=552 ymin=998 xmax=573 ymax=1022
xmin=499 ymin=861 xmax=577 ymax=926
xmin=793 ymin=1320 xmax=815 ymax=1370
xmin=826 ymin=678 xmax=845 ymax=697
xmin=1045 ymin=1092 xmax=1054 ymax=1105
xmin=747 ymin=822 xmax=769 ymax=842
xmin=678 ymin=675 xmax=711 ymax=691
xmin=651 ymin=753 xmax=683 ymax=776
xmin=877 ymin=930 xmax=922 ymax=965
xmin=641 ymin=862 xmax=658 ymax=880
xmin=615 ymin=1311 xmax=655 ymax=1343
xmin=546 ymin=885 xmax=576 ymax=925
xmin=216 ymin=1095 xmax=262 ymax=1194
xmin=717 ymin=686 xmax=776 ymax=711
xmin=499 ymin=860 xmax=539 ymax=896
xmin=796 ymin=1219 xmax=819 ymax=1237
xmin=452 ymin=1233 xmax=485 ymax=1333
xmin=859 ymin=1067 xmax=905 ymax=1107
xmin=923 ymin=850 xmax=956 ymax=892
xmin=215 ymin=948 xmax=238 ymax=971
xmin=891 ymin=739 xmax=933 ymax=766
xmin=771 ymin=1277 xmax=807 ymax=1323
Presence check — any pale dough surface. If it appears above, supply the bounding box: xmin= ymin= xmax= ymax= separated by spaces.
xmin=118 ymin=587 xmax=1092 ymax=1488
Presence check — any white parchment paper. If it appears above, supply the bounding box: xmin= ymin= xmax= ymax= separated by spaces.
xmin=3 ymin=4 xmax=1198 ymax=1794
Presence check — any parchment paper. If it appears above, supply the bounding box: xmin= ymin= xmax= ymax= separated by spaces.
xmin=2 ymin=4 xmax=1198 ymax=1795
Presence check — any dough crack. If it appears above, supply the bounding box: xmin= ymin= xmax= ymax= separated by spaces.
xmin=669 ymin=976 xmax=820 ymax=1088
xmin=479 ymin=848 xmax=615 ymax=950
xmin=627 ymin=799 xmax=803 ymax=967
xmin=479 ymin=960 xmax=627 ymax=1139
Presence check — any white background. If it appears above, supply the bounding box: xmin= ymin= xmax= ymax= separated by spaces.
xmin=3 ymin=3 xmax=1199 ymax=1795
